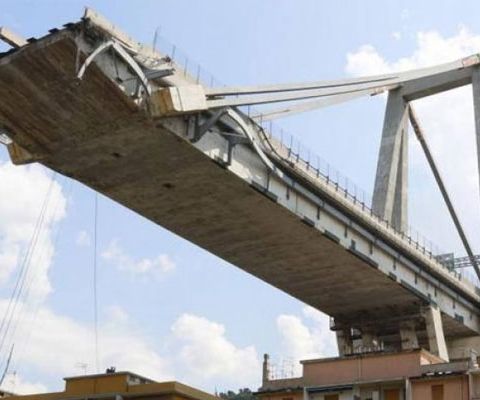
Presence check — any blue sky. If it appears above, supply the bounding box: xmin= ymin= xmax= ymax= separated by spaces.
xmin=0 ymin=0 xmax=480 ymax=395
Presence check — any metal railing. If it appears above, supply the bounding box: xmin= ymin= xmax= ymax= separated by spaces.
xmin=154 ymin=36 xmax=225 ymax=87
xmin=258 ymin=121 xmax=479 ymax=286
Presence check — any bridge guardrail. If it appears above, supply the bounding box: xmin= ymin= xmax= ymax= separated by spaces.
xmin=258 ymin=120 xmax=479 ymax=289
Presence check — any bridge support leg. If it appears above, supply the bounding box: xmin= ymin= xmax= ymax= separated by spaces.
xmin=393 ymin=126 xmax=408 ymax=230
xmin=336 ymin=328 xmax=353 ymax=356
xmin=399 ymin=321 xmax=419 ymax=350
xmin=423 ymin=305 xmax=449 ymax=361
xmin=361 ymin=328 xmax=379 ymax=351
xmin=471 ymin=67 xmax=480 ymax=203
xmin=372 ymin=89 xmax=409 ymax=232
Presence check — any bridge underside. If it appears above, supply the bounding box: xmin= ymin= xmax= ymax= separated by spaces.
xmin=0 ymin=31 xmax=477 ymax=352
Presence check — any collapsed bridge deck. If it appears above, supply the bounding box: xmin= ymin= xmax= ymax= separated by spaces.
xmin=0 ymin=10 xmax=479 ymax=359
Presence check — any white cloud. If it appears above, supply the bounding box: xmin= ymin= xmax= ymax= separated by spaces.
xmin=75 ymin=230 xmax=91 ymax=247
xmin=276 ymin=306 xmax=336 ymax=374
xmin=171 ymin=314 xmax=260 ymax=389
xmin=346 ymin=27 xmax=480 ymax=77
xmin=4 ymin=304 xmax=261 ymax=393
xmin=1 ymin=373 xmax=48 ymax=395
xmin=392 ymin=31 xmax=402 ymax=41
xmin=105 ymin=305 xmax=129 ymax=324
xmin=346 ymin=44 xmax=390 ymax=77
xmin=0 ymin=162 xmax=172 ymax=390
xmin=0 ymin=161 xmax=66 ymax=302
xmin=344 ymin=27 xmax=480 ymax=266
xmin=0 ymin=160 xmax=257 ymax=392
xmin=101 ymin=240 xmax=175 ymax=280
xmin=2 ymin=301 xmax=172 ymax=391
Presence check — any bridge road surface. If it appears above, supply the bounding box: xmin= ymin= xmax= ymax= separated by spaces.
xmin=0 ymin=13 xmax=479 ymax=356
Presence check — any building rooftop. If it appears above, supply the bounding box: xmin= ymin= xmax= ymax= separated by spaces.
xmin=63 ymin=370 xmax=155 ymax=385
xmin=300 ymin=348 xmax=444 ymax=365
xmin=7 ymin=371 xmax=218 ymax=400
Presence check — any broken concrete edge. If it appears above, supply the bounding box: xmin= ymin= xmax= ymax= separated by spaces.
xmin=0 ymin=26 xmax=27 ymax=48
xmin=83 ymin=7 xmax=157 ymax=59
xmin=150 ymin=86 xmax=208 ymax=116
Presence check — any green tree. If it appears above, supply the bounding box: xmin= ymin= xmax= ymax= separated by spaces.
xmin=219 ymin=388 xmax=255 ymax=400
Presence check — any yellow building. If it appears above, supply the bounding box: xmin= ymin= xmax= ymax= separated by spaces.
xmin=5 ymin=371 xmax=218 ymax=400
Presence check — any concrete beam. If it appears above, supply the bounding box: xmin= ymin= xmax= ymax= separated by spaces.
xmin=423 ymin=305 xmax=449 ymax=361
xmin=372 ymin=89 xmax=409 ymax=231
xmin=401 ymin=67 xmax=472 ymax=101
xmin=392 ymin=126 xmax=408 ymax=231
xmin=251 ymin=86 xmax=395 ymax=121
xmin=151 ymin=85 xmax=208 ymax=115
xmin=472 ymin=67 xmax=480 ymax=205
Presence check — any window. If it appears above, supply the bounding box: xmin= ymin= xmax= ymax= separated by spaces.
xmin=324 ymin=395 xmax=339 ymax=400
xmin=431 ymin=384 xmax=444 ymax=400
xmin=384 ymin=389 xmax=400 ymax=400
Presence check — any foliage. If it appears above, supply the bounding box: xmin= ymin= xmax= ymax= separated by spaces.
xmin=219 ymin=388 xmax=255 ymax=400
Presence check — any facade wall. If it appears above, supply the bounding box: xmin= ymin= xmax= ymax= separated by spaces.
xmin=303 ymin=352 xmax=426 ymax=386
xmin=65 ymin=374 xmax=128 ymax=394
xmin=308 ymin=384 xmax=405 ymax=400
xmin=7 ymin=374 xmax=217 ymax=400
xmin=260 ymin=352 xmax=476 ymax=400
xmin=257 ymin=392 xmax=303 ymax=400
xmin=411 ymin=376 xmax=468 ymax=400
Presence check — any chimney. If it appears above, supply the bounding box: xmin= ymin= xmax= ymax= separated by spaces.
xmin=262 ymin=354 xmax=270 ymax=386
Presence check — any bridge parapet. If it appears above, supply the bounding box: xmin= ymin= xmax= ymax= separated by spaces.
xmin=258 ymin=126 xmax=478 ymax=294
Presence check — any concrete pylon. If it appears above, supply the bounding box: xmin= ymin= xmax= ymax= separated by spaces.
xmin=372 ymin=89 xmax=409 ymax=232
xmin=423 ymin=305 xmax=449 ymax=361
xmin=471 ymin=67 xmax=480 ymax=203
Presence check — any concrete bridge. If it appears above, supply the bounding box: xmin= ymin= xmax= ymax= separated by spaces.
xmin=0 ymin=9 xmax=479 ymax=362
